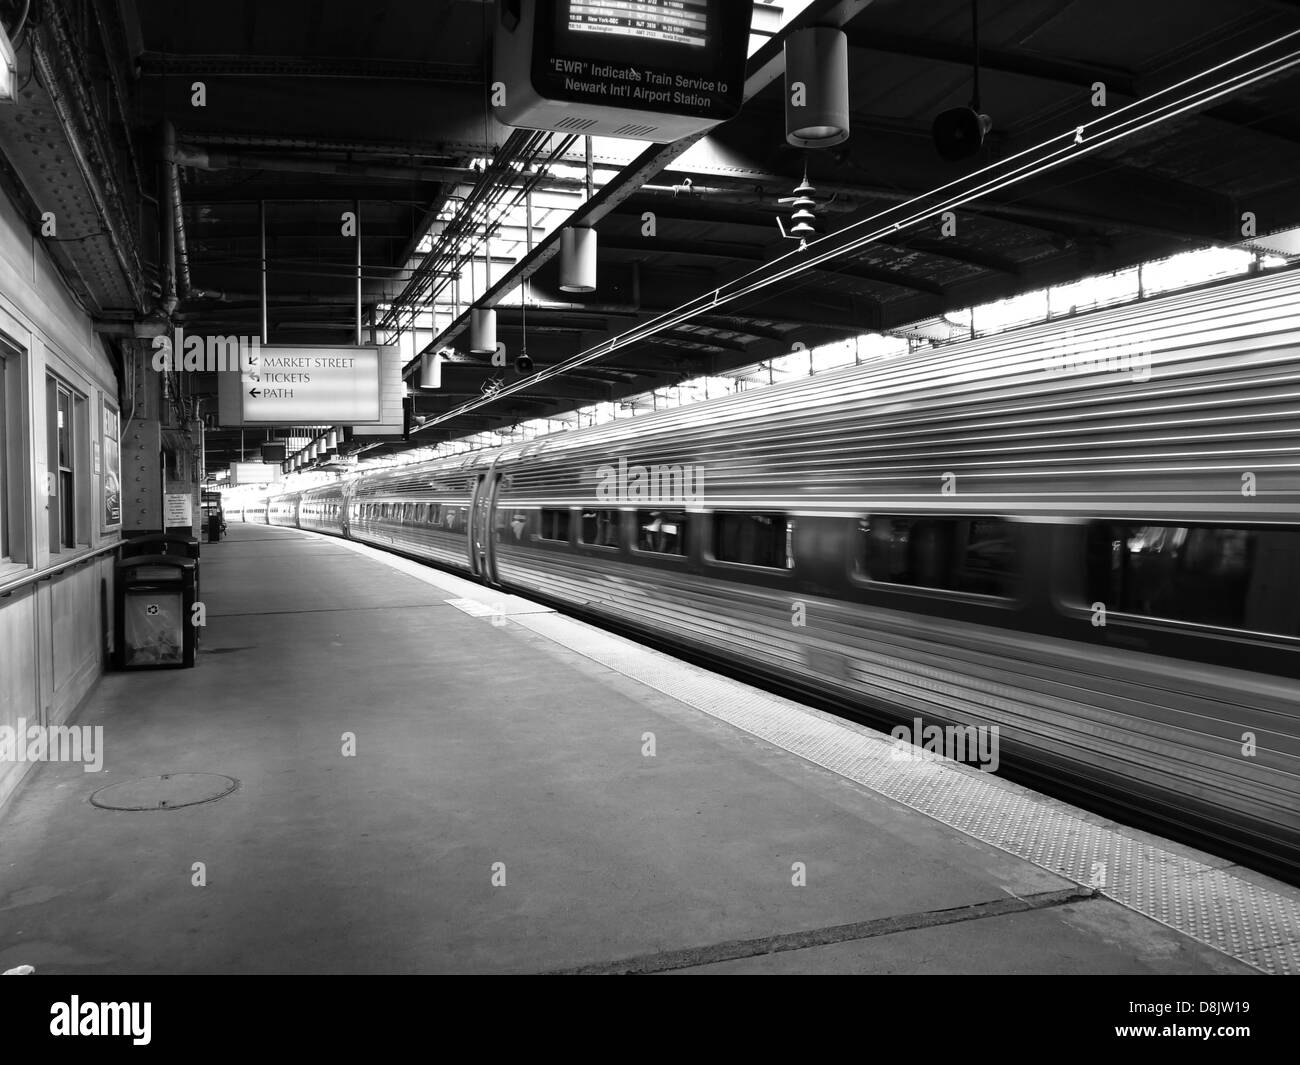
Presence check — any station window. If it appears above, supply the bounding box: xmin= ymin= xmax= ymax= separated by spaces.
xmin=0 ymin=343 xmax=14 ymax=563
xmin=636 ymin=509 xmax=689 ymax=556
xmin=539 ymin=508 xmax=571 ymax=542
xmin=712 ymin=512 xmax=793 ymax=569
xmin=1085 ymin=522 xmax=1300 ymax=637
xmin=580 ymin=509 xmax=621 ymax=548
xmin=46 ymin=375 xmax=84 ymax=551
xmin=855 ymin=516 xmax=1017 ymax=598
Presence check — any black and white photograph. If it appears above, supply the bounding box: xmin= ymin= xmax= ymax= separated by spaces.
xmin=0 ymin=0 xmax=1297 ymax=1041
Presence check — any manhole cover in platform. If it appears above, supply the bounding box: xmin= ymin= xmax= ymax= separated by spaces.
xmin=90 ymin=773 xmax=239 ymax=811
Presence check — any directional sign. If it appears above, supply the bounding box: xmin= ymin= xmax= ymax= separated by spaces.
xmin=238 ymin=345 xmax=382 ymax=424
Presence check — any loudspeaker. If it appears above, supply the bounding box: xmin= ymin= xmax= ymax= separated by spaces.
xmin=514 ymin=353 xmax=534 ymax=375
xmin=932 ymin=107 xmax=992 ymax=161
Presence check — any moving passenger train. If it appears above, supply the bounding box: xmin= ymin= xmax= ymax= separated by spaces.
xmin=245 ymin=268 xmax=1300 ymax=881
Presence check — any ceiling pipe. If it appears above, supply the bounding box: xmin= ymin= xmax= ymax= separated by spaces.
xmin=171 ymin=144 xmax=590 ymax=190
xmin=160 ymin=123 xmax=178 ymax=316
xmin=163 ymin=120 xmax=193 ymax=300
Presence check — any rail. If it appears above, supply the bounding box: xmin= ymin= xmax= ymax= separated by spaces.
xmin=0 ymin=542 xmax=121 ymax=599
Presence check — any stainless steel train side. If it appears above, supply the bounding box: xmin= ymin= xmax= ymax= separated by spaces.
xmin=261 ymin=268 xmax=1300 ymax=879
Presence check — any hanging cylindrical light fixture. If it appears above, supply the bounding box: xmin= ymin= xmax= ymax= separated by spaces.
xmin=469 ymin=307 xmax=497 ymax=354
xmin=326 ymin=429 xmax=339 ymax=451
xmin=420 ymin=350 xmax=443 ymax=389
xmin=559 ymin=227 xmax=597 ymax=292
xmin=784 ymin=27 xmax=850 ymax=148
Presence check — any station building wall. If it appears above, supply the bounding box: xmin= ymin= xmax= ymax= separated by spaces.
xmin=0 ymin=183 xmax=121 ymax=811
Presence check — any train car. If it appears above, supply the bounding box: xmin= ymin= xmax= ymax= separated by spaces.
xmin=298 ymin=482 xmax=347 ymax=537
xmin=242 ymin=500 xmax=269 ymax=525
xmin=267 ymin=494 xmax=300 ymax=527
xmin=347 ymin=451 xmax=488 ymax=571
xmin=266 ymin=267 xmax=1300 ymax=880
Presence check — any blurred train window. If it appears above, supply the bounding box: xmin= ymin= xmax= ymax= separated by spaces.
xmin=712 ymin=512 xmax=793 ymax=569
xmin=636 ymin=509 xmax=689 ymax=556
xmin=581 ymin=509 xmax=621 ymax=548
xmin=1086 ymin=523 xmax=1300 ymax=636
xmin=856 ymin=516 xmax=1017 ymax=597
xmin=539 ymin=508 xmax=571 ymax=542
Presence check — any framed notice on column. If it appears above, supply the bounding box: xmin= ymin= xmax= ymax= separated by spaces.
xmin=102 ymin=402 xmax=121 ymax=530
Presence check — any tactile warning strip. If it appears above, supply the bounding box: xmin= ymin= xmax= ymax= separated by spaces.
xmin=323 ymin=532 xmax=1300 ymax=973
xmin=510 ymin=610 xmax=1300 ymax=975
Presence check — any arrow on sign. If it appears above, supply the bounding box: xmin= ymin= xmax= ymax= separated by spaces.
xmin=249 ymin=388 xmax=261 ymax=398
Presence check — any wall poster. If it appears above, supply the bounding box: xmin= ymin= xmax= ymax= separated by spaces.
xmin=102 ymin=403 xmax=121 ymax=530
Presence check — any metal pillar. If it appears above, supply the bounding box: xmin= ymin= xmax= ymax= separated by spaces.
xmin=259 ymin=200 xmax=269 ymax=345
xmin=354 ymin=198 xmax=362 ymax=346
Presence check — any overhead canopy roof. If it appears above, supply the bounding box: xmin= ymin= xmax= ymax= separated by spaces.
xmin=3 ymin=0 xmax=1298 ymax=468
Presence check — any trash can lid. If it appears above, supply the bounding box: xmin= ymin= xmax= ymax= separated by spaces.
xmin=115 ymin=553 xmax=197 ymax=572
xmin=119 ymin=534 xmax=201 ymax=559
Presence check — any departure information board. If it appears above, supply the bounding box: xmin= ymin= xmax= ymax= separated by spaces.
xmin=494 ymin=0 xmax=751 ymax=141
xmin=568 ymin=1 xmax=709 ymax=49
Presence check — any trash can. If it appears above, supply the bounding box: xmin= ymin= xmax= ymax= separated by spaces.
xmin=113 ymin=554 xmax=198 ymax=670
xmin=120 ymin=533 xmax=201 ymax=597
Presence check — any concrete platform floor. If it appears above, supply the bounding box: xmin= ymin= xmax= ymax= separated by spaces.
xmin=0 ymin=523 xmax=1261 ymax=974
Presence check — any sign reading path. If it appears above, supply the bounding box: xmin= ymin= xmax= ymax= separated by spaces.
xmin=239 ymin=345 xmax=381 ymax=424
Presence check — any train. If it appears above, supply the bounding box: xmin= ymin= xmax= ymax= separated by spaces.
xmin=241 ymin=267 xmax=1300 ymax=882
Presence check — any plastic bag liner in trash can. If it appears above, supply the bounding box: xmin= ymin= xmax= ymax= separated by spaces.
xmin=114 ymin=555 xmax=197 ymax=669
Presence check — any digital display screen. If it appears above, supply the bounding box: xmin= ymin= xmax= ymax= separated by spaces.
xmin=567 ymin=1 xmax=709 ymax=49
xmin=501 ymin=0 xmax=751 ymax=131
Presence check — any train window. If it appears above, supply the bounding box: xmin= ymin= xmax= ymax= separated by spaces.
xmin=1086 ymin=522 xmax=1300 ymax=636
xmin=712 ymin=512 xmax=793 ymax=569
xmin=636 ymin=509 xmax=689 ymax=556
xmin=500 ymin=511 xmax=530 ymax=544
xmin=856 ymin=516 xmax=1017 ymax=597
xmin=581 ymin=509 xmax=621 ymax=548
xmin=539 ymin=508 xmax=571 ymax=542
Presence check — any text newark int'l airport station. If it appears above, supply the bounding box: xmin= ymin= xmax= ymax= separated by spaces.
xmin=1 ymin=0 xmax=1299 ymax=998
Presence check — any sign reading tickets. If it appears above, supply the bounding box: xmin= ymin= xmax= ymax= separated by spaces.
xmin=240 ymin=345 xmax=382 ymax=424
